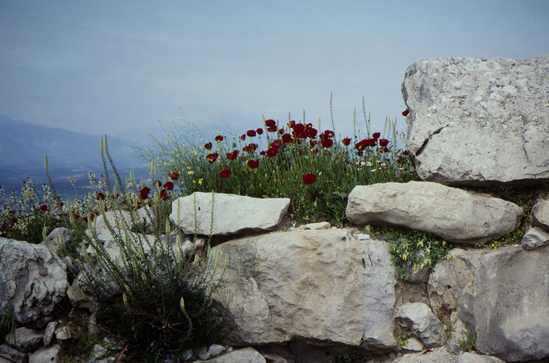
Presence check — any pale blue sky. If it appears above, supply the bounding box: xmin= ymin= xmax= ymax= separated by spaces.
xmin=1 ymin=0 xmax=548 ymax=142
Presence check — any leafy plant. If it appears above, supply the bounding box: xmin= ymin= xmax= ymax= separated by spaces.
xmin=459 ymin=326 xmax=477 ymax=352
xmin=368 ymin=226 xmax=453 ymax=279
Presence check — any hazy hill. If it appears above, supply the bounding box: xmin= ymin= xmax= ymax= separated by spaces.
xmin=0 ymin=115 xmax=154 ymax=198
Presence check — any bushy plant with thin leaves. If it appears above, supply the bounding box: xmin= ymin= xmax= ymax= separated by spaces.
xmin=40 ymin=136 xmax=231 ymax=362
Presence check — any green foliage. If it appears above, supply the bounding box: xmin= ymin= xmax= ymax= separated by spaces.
xmin=459 ymin=326 xmax=477 ymax=352
xmin=368 ymin=226 xmax=453 ymax=279
xmin=136 ymin=108 xmax=419 ymax=225
xmin=63 ymin=332 xmax=103 ymax=363
xmin=0 ymin=303 xmax=18 ymax=345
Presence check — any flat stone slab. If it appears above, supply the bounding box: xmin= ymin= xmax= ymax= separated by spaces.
xmin=402 ymin=54 xmax=549 ymax=186
xmin=428 ymin=245 xmax=549 ymax=362
xmin=346 ymin=181 xmax=523 ymax=244
xmin=170 ymin=192 xmax=290 ymax=236
xmin=211 ymin=229 xmax=398 ymax=353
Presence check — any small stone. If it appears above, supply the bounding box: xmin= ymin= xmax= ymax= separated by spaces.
xmin=54 ymin=325 xmax=79 ymax=349
xmin=0 ymin=344 xmax=26 ymax=363
xmin=402 ymin=337 xmax=424 ymax=352
xmin=43 ymin=321 xmax=58 ymax=346
xmin=29 ymin=344 xmax=63 ymax=363
xmin=197 ymin=344 xmax=228 ymax=360
xmin=521 ymin=226 xmax=549 ymax=249
xmin=5 ymin=327 xmax=43 ymax=353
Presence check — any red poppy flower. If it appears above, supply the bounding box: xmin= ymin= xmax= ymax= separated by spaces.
xmin=256 ymin=128 xmax=263 ymax=135
xmin=240 ymin=134 xmax=246 ymax=141
xmin=402 ymin=109 xmax=410 ymax=116
xmin=279 ymin=128 xmax=285 ymax=134
xmin=355 ymin=139 xmax=368 ymax=151
xmin=215 ymin=135 xmax=224 ymax=142
xmin=247 ymin=159 xmax=259 ymax=169
xmin=265 ymin=119 xmax=276 ymax=127
xmin=324 ymin=130 xmax=335 ymax=139
xmin=154 ymin=180 xmax=162 ymax=187
xmin=342 ymin=138 xmax=351 ymax=146
xmin=140 ymin=187 xmax=151 ymax=200
xmin=379 ymin=139 xmax=389 ymax=147
xmin=267 ymin=126 xmax=278 ymax=132
xmin=169 ymin=172 xmax=179 ymax=180
xmin=204 ymin=142 xmax=212 ymax=150
xmin=369 ymin=138 xmax=378 ymax=147
xmin=96 ymin=193 xmax=105 ymax=200
xmin=383 ymin=147 xmax=389 ymax=152
xmin=270 ymin=140 xmax=282 ymax=148
xmin=39 ymin=204 xmax=48 ymax=212
xmin=372 ymin=132 xmax=381 ymax=139
xmin=308 ymin=128 xmax=318 ymax=138
xmin=322 ymin=139 xmax=333 ymax=148
xmin=247 ymin=130 xmax=256 ymax=137
xmin=402 ymin=150 xmax=409 ymax=156
xmin=310 ymin=140 xmax=317 ymax=147
xmin=298 ymin=130 xmax=309 ymax=139
xmin=160 ymin=189 xmax=170 ymax=201
xmin=219 ymin=168 xmax=231 ymax=179
xmin=226 ymin=151 xmax=238 ymax=160
xmin=288 ymin=120 xmax=296 ymax=128
xmin=206 ymin=153 xmax=219 ymax=163
xmin=313 ymin=149 xmax=319 ymax=154
xmin=357 ymin=150 xmax=364 ymax=156
xmin=282 ymin=133 xmax=292 ymax=143
xmin=303 ymin=173 xmax=317 ymax=185
xmin=293 ymin=123 xmax=305 ymax=135
xmin=260 ymin=150 xmax=266 ymax=156
xmin=267 ymin=147 xmax=278 ymax=157
xmin=163 ymin=181 xmax=174 ymax=190
xmin=243 ymin=143 xmax=258 ymax=153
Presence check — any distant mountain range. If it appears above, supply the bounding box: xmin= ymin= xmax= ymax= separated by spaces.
xmin=0 ymin=115 xmax=158 ymax=199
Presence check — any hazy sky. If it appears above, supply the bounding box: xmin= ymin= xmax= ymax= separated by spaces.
xmin=1 ymin=0 xmax=548 ymax=141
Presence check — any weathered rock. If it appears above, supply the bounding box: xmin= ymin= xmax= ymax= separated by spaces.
xmin=170 ymin=192 xmax=290 ymax=236
xmin=0 ymin=238 xmax=67 ymax=326
xmin=401 ymin=337 xmax=423 ymax=352
xmin=91 ymin=210 xmax=133 ymax=234
xmin=521 ymin=226 xmax=549 ymax=249
xmin=43 ymin=321 xmax=57 ymax=346
xmin=401 ymin=54 xmax=549 ymax=186
xmin=198 ymin=344 xmax=230 ymax=360
xmin=346 ymin=181 xmax=523 ymax=244
xmin=5 ymin=327 xmax=43 ymax=353
xmin=41 ymin=227 xmax=71 ymax=254
xmin=393 ymin=347 xmax=505 ymax=362
xmin=532 ymin=199 xmax=549 ymax=229
xmin=395 ymin=303 xmax=445 ymax=347
xmin=28 ymin=344 xmax=63 ymax=363
xmin=0 ymin=344 xmax=26 ymax=363
xmin=428 ymin=245 xmax=549 ymax=362
xmin=195 ymin=347 xmax=266 ymax=363
xmin=54 ymin=325 xmax=79 ymax=349
xmin=211 ymin=229 xmax=398 ymax=352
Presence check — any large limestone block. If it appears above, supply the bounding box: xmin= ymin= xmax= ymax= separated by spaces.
xmin=346 ymin=181 xmax=523 ymax=244
xmin=428 ymin=246 xmax=549 ymax=362
xmin=402 ymin=55 xmax=549 ymax=186
xmin=211 ymin=229 xmax=398 ymax=353
xmin=0 ymin=238 xmax=67 ymax=326
xmin=170 ymin=192 xmax=290 ymax=236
